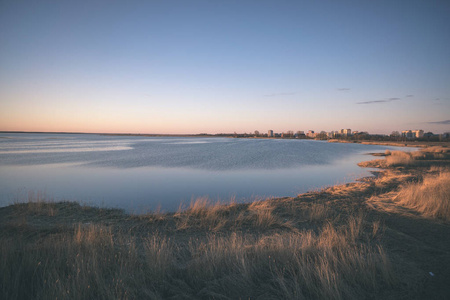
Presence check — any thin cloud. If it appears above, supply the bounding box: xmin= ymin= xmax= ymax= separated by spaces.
xmin=357 ymin=97 xmax=401 ymax=105
xmin=427 ymin=120 xmax=450 ymax=125
xmin=405 ymin=95 xmax=414 ymax=98
xmin=337 ymin=88 xmax=351 ymax=91
xmin=263 ymin=92 xmax=296 ymax=97
xmin=357 ymin=100 xmax=390 ymax=104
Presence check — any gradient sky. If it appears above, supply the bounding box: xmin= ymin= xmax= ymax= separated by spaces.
xmin=1 ymin=0 xmax=449 ymax=134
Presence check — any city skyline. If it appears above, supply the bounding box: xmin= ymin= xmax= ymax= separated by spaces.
xmin=1 ymin=1 xmax=449 ymax=135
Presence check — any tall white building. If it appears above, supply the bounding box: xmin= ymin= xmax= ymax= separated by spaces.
xmin=402 ymin=130 xmax=423 ymax=139
xmin=343 ymin=129 xmax=352 ymax=136
xmin=414 ymin=130 xmax=424 ymax=138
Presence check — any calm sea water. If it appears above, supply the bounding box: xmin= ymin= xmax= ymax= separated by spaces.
xmin=0 ymin=133 xmax=408 ymax=213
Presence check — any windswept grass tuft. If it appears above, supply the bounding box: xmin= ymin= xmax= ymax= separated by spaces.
xmin=384 ymin=147 xmax=450 ymax=167
xmin=174 ymin=197 xmax=239 ymax=231
xmin=174 ymin=197 xmax=295 ymax=232
xmin=247 ymin=199 xmax=287 ymax=229
xmin=182 ymin=215 xmax=393 ymax=299
xmin=385 ymin=151 xmax=417 ymax=166
xmin=0 ymin=224 xmax=141 ymax=299
xmin=395 ymin=170 xmax=450 ymax=221
xmin=308 ymin=202 xmax=331 ymax=222
xmin=422 ymin=146 xmax=450 ymax=154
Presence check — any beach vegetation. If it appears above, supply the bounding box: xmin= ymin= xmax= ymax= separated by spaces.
xmin=395 ymin=169 xmax=450 ymax=221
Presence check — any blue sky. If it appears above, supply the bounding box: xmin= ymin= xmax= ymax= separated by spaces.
xmin=1 ymin=0 xmax=449 ymax=134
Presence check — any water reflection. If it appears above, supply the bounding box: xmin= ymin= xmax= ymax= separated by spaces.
xmin=0 ymin=134 xmax=412 ymax=213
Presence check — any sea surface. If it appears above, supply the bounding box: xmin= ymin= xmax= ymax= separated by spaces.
xmin=0 ymin=133 xmax=410 ymax=213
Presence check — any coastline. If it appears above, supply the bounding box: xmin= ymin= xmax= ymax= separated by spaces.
xmin=328 ymin=138 xmax=450 ymax=148
xmin=1 ymin=145 xmax=449 ymax=299
xmin=0 ymin=134 xmax=407 ymax=212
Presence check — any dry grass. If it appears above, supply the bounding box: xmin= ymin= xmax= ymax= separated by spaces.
xmin=174 ymin=197 xmax=235 ymax=231
xmin=385 ymin=151 xmax=419 ymax=166
xmin=174 ymin=197 xmax=295 ymax=232
xmin=383 ymin=147 xmax=450 ymax=167
xmin=360 ymin=147 xmax=450 ymax=222
xmin=395 ymin=170 xmax=450 ymax=221
xmin=184 ymin=216 xmax=393 ymax=299
xmin=12 ymin=190 xmax=57 ymax=216
xmin=0 ymin=224 xmax=139 ymax=299
xmin=421 ymin=146 xmax=450 ymax=154
xmin=0 ymin=200 xmax=397 ymax=300
xmin=308 ymin=202 xmax=331 ymax=222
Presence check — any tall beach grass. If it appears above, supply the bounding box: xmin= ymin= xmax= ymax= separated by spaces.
xmin=395 ymin=170 xmax=450 ymax=221
xmin=384 ymin=146 xmax=450 ymax=167
xmin=0 ymin=201 xmax=394 ymax=300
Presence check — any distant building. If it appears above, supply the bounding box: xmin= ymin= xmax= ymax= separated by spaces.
xmin=414 ymin=130 xmax=424 ymax=138
xmin=343 ymin=129 xmax=352 ymax=136
xmin=306 ymin=130 xmax=315 ymax=138
xmin=401 ymin=130 xmax=413 ymax=139
xmin=402 ymin=129 xmax=423 ymax=139
xmin=268 ymin=130 xmax=273 ymax=137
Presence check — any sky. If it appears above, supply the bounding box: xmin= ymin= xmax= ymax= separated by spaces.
xmin=1 ymin=0 xmax=449 ymax=135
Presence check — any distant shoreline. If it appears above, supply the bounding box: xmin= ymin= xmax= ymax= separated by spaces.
xmin=327 ymin=138 xmax=450 ymax=148
xmin=3 ymin=131 xmax=450 ymax=147
xmin=0 ymin=131 xmax=220 ymax=137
